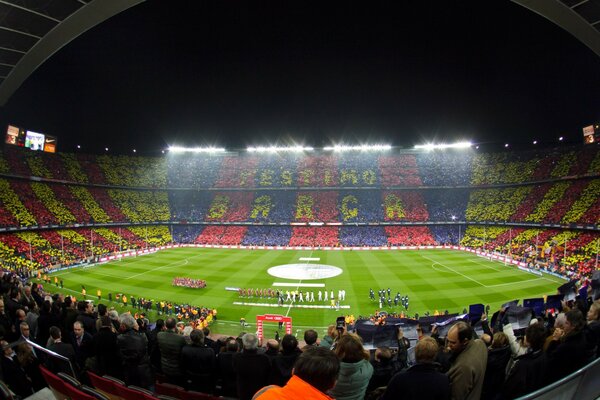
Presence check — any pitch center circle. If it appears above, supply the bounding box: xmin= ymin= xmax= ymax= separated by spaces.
xmin=267 ymin=264 xmax=343 ymax=280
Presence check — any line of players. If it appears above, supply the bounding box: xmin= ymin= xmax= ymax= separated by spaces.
xmin=370 ymin=287 xmax=410 ymax=310
xmin=238 ymin=287 xmax=346 ymax=303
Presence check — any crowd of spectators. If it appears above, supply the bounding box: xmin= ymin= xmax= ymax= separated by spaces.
xmin=1 ymin=267 xmax=598 ymax=400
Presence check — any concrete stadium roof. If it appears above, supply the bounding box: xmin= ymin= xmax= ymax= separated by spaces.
xmin=0 ymin=0 xmax=599 ymax=107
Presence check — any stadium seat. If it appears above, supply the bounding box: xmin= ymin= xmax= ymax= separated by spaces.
xmin=88 ymin=371 xmax=124 ymax=400
xmin=80 ymin=385 xmax=112 ymax=400
xmin=0 ymin=381 xmax=15 ymax=400
xmin=38 ymin=365 xmax=70 ymax=400
xmin=57 ymin=371 xmax=82 ymax=388
xmin=186 ymin=391 xmax=221 ymax=400
xmin=115 ymin=384 xmax=158 ymax=400
xmin=154 ymin=382 xmax=185 ymax=398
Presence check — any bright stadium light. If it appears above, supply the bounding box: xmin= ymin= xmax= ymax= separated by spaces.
xmin=414 ymin=141 xmax=472 ymax=151
xmin=168 ymin=146 xmax=226 ymax=153
xmin=247 ymin=146 xmax=314 ymax=153
xmin=323 ymin=144 xmax=392 ymax=152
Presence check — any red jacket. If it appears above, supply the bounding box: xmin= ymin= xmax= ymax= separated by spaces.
xmin=252 ymin=375 xmax=333 ymax=400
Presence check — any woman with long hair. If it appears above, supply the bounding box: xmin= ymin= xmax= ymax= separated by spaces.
xmin=329 ymin=333 xmax=373 ymax=400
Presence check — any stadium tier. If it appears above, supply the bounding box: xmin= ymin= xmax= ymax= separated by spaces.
xmin=0 ymin=144 xmax=598 ymax=278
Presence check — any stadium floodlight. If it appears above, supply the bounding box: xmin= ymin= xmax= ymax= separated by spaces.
xmin=414 ymin=141 xmax=472 ymax=151
xmin=247 ymin=146 xmax=314 ymax=153
xmin=323 ymin=144 xmax=392 ymax=152
xmin=168 ymin=146 xmax=226 ymax=153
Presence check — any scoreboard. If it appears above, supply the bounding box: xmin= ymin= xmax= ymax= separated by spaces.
xmin=5 ymin=124 xmax=57 ymax=153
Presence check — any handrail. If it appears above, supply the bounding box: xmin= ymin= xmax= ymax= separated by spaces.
xmin=516 ymin=356 xmax=600 ymax=400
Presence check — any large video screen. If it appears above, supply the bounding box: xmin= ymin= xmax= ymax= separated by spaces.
xmin=25 ymin=131 xmax=45 ymax=151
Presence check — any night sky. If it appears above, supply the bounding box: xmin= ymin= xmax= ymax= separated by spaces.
xmin=1 ymin=0 xmax=600 ymax=154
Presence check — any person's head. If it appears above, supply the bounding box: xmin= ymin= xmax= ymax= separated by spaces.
xmin=119 ymin=313 xmax=137 ymax=331
xmin=266 ymin=339 xmax=279 ymax=352
xmin=293 ymin=347 xmax=340 ymax=393
xmin=446 ymin=321 xmax=473 ymax=355
xmin=281 ymin=334 xmax=299 ymax=354
xmin=554 ymin=313 xmax=567 ymax=329
xmin=154 ymin=319 xmax=165 ymax=331
xmin=77 ymin=301 xmax=87 ymax=313
xmin=176 ymin=321 xmax=185 ymax=333
xmin=564 ymin=309 xmax=586 ymax=335
xmin=19 ymin=322 xmax=30 ymax=338
xmin=374 ymin=347 xmax=392 ymax=363
xmin=490 ymin=332 xmax=509 ymax=349
xmin=97 ymin=304 xmax=107 ymax=317
xmin=182 ymin=325 xmax=194 ymax=338
xmin=415 ymin=337 xmax=439 ymax=364
xmin=0 ymin=300 xmax=4 ymax=314
xmin=73 ymin=321 xmax=84 ymax=338
xmin=165 ymin=317 xmax=177 ymax=331
xmin=1 ymin=340 xmax=12 ymax=357
xmin=226 ymin=338 xmax=239 ymax=352
xmin=587 ymin=300 xmax=600 ymax=322
xmin=15 ymin=309 xmax=26 ymax=321
xmin=524 ymin=322 xmax=546 ymax=351
xmin=49 ymin=326 xmax=61 ymax=340
xmin=190 ymin=329 xmax=205 ymax=346
xmin=304 ymin=329 xmax=318 ymax=346
xmin=22 ymin=286 xmax=31 ymax=296
xmin=202 ymin=327 xmax=210 ymax=337
xmin=108 ymin=310 xmax=119 ymax=321
xmin=333 ymin=334 xmax=369 ymax=363
xmin=241 ymin=333 xmax=259 ymax=352
xmin=480 ymin=333 xmax=492 ymax=347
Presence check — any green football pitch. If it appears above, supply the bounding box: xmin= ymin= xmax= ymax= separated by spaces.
xmin=46 ymin=247 xmax=565 ymax=337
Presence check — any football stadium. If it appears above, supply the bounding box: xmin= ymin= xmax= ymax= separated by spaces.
xmin=0 ymin=1 xmax=599 ymax=400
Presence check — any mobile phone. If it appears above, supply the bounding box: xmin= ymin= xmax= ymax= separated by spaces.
xmin=336 ymin=316 xmax=345 ymax=330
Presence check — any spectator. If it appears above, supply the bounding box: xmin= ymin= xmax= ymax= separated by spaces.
xmin=217 ymin=337 xmax=239 ymax=397
xmin=76 ymin=300 xmax=97 ymax=335
xmin=46 ymin=326 xmax=78 ymax=376
xmin=381 ymin=337 xmax=450 ymax=400
xmin=545 ymin=309 xmax=594 ymax=384
xmin=181 ymin=328 xmax=216 ymax=393
xmin=481 ymin=332 xmax=511 ymax=400
xmin=233 ymin=332 xmax=271 ymax=400
xmin=585 ymin=299 xmax=600 ymax=358
xmin=70 ymin=321 xmax=93 ymax=370
xmin=253 ymin=346 xmax=340 ymax=400
xmin=445 ymin=321 xmax=488 ymax=400
xmin=503 ymin=322 xmax=548 ymax=399
xmin=367 ymin=346 xmax=395 ymax=392
xmin=271 ymin=334 xmax=302 ymax=386
xmin=92 ymin=315 xmax=122 ymax=378
xmin=303 ymin=329 xmax=319 ymax=350
xmin=116 ymin=313 xmax=153 ymax=389
xmin=157 ymin=316 xmax=187 ymax=385
xmin=1 ymin=339 xmax=34 ymax=398
xmin=329 ymin=333 xmax=373 ymax=400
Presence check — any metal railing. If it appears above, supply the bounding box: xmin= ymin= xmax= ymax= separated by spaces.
xmin=516 ymin=357 xmax=600 ymax=400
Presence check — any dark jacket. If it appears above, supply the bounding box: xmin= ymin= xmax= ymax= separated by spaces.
xmin=381 ymin=362 xmax=450 ymax=400
xmin=502 ymin=349 xmax=546 ymax=400
xmin=545 ymin=329 xmax=593 ymax=384
xmin=232 ymin=350 xmax=271 ymax=400
xmin=117 ymin=329 xmax=154 ymax=389
xmin=70 ymin=331 xmax=94 ymax=369
xmin=217 ymin=350 xmax=238 ymax=397
xmin=93 ymin=326 xmax=122 ymax=378
xmin=481 ymin=345 xmax=511 ymax=400
xmin=46 ymin=341 xmax=78 ymax=377
xmin=271 ymin=348 xmax=302 ymax=386
xmin=157 ymin=329 xmax=187 ymax=378
xmin=181 ymin=343 xmax=216 ymax=393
